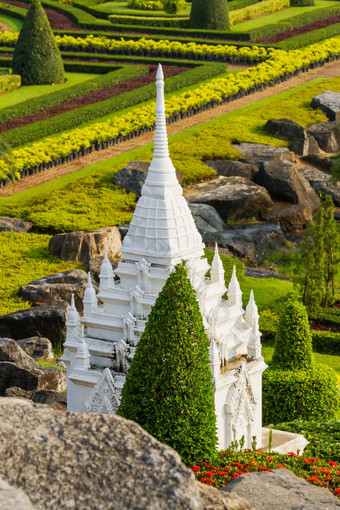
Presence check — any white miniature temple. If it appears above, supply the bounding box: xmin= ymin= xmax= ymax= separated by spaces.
xmin=61 ymin=65 xmax=267 ymax=449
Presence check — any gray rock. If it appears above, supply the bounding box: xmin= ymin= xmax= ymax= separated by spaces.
xmin=233 ymin=143 xmax=293 ymax=167
xmin=5 ymin=387 xmax=67 ymax=410
xmin=0 ymin=397 xmax=201 ymax=510
xmin=264 ymin=203 xmax=314 ymax=232
xmin=16 ymin=337 xmax=54 ymax=361
xmin=49 ymin=226 xmax=121 ymax=265
xmin=18 ymin=269 xmax=89 ymax=310
xmin=0 ymin=338 xmax=39 ymax=371
xmin=204 ymin=223 xmax=285 ymax=266
xmin=0 ymin=476 xmax=35 ymax=510
xmin=197 ymin=482 xmax=251 ymax=510
xmin=311 ymin=90 xmax=340 ymax=121
xmin=300 ymin=154 xmax=333 ymax=173
xmin=118 ymin=224 xmax=129 ymax=240
xmin=113 ymin=160 xmax=183 ymax=198
xmin=0 ymin=301 xmax=69 ymax=347
xmin=0 ymin=216 xmax=32 ymax=233
xmin=264 ymin=118 xmax=309 ymax=156
xmin=205 ymin=160 xmax=258 ymax=180
xmin=185 ymin=176 xmax=273 ymax=221
xmin=245 ymin=267 xmax=289 ymax=280
xmin=223 ymin=468 xmax=340 ymax=509
xmin=189 ymin=203 xmax=226 ymax=234
xmin=298 ymin=166 xmax=340 ymax=206
xmin=255 ymin=160 xmax=321 ymax=210
xmin=307 ymin=122 xmax=340 ymax=153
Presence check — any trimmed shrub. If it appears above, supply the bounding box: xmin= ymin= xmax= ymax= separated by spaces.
xmin=290 ymin=0 xmax=314 ymax=5
xmin=230 ymin=0 xmax=289 ymax=26
xmin=263 ymin=364 xmax=339 ymax=424
xmin=189 ymin=0 xmax=229 ymax=30
xmin=118 ymin=263 xmax=217 ymax=465
xmin=311 ymin=330 xmax=340 ymax=355
xmin=163 ymin=0 xmax=186 ymax=14
xmin=109 ymin=14 xmax=189 ymax=27
xmin=309 ymin=307 xmax=340 ymax=329
xmin=12 ymin=0 xmax=65 ymax=85
xmin=272 ymin=298 xmax=313 ymax=371
xmin=0 ymin=74 xmax=20 ymax=93
xmin=127 ymin=0 xmax=163 ymax=9
xmin=276 ymin=23 xmax=340 ymax=51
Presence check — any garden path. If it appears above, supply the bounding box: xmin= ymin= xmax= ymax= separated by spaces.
xmin=1 ymin=59 xmax=339 ymax=197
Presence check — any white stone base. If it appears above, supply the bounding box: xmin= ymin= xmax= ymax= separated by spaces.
xmin=260 ymin=427 xmax=309 ymax=455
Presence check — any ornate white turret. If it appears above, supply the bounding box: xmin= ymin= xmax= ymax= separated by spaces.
xmin=211 ymin=244 xmax=225 ymax=285
xmin=121 ymin=64 xmax=204 ymax=266
xmin=74 ymin=327 xmax=90 ymax=370
xmin=65 ymin=294 xmax=81 ymax=343
xmin=227 ymin=266 xmax=243 ymax=309
xmin=83 ymin=272 xmax=97 ymax=315
xmin=245 ymin=290 xmax=262 ymax=359
xmin=99 ymin=246 xmax=115 ymax=291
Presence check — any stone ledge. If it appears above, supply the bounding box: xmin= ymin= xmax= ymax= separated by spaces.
xmin=261 ymin=427 xmax=309 ymax=454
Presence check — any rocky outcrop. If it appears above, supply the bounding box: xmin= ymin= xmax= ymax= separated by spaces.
xmin=300 ymin=154 xmax=333 ymax=173
xmin=233 ymin=143 xmax=293 ymax=166
xmin=113 ymin=160 xmax=183 ymax=198
xmin=0 ymin=476 xmax=35 ymax=510
xmin=224 ymin=469 xmax=340 ymax=509
xmin=16 ymin=337 xmax=54 ymax=361
xmin=205 ymin=160 xmax=258 ymax=180
xmin=189 ymin=203 xmax=226 ymax=234
xmin=197 ymin=482 xmax=251 ymax=510
xmin=311 ymin=90 xmax=340 ymax=121
xmin=49 ymin=226 xmax=122 ymax=265
xmin=298 ymin=166 xmax=340 ymax=206
xmin=307 ymin=122 xmax=340 ymax=153
xmin=18 ymin=269 xmax=90 ymax=310
xmin=0 ymin=301 xmax=69 ymax=346
xmin=204 ymin=223 xmax=285 ymax=266
xmin=5 ymin=387 xmax=67 ymax=410
xmin=264 ymin=118 xmax=317 ymax=156
xmin=0 ymin=216 xmax=33 ymax=233
xmin=264 ymin=203 xmax=314 ymax=232
xmin=185 ymin=176 xmax=273 ymax=221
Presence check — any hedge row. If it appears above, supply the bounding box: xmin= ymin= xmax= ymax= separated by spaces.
xmin=229 ymin=0 xmax=260 ymax=12
xmin=0 ymin=74 xmax=20 ymax=94
xmin=311 ymin=330 xmax=340 ymax=355
xmin=0 ymin=64 xmax=148 ymax=125
xmin=230 ymin=0 xmax=289 ymax=26
xmin=1 ymin=63 xmax=226 ymax=148
xmin=276 ymin=23 xmax=340 ymax=50
xmin=108 ymin=14 xmax=189 ymax=27
xmin=310 ymin=307 xmax=340 ymax=329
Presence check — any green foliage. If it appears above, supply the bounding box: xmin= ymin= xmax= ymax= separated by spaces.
xmin=272 ymin=298 xmax=313 ymax=371
xmin=309 ymin=307 xmax=340 ymax=329
xmin=118 ymin=263 xmax=217 ymax=464
xmin=0 ymin=74 xmax=20 ymax=93
xmin=290 ymin=0 xmax=314 ymax=5
xmin=274 ymin=420 xmax=340 ymax=463
xmin=127 ymin=0 xmax=163 ymax=9
xmin=263 ymin=364 xmax=340 ymax=424
xmin=230 ymin=0 xmax=289 ymax=26
xmin=109 ymin=13 xmax=188 ymax=26
xmin=259 ymin=308 xmax=279 ymax=342
xmin=276 ymin=23 xmax=340 ymax=50
xmin=311 ymin=330 xmax=340 ymax=356
xmin=163 ymin=0 xmax=186 ymax=15
xmin=189 ymin=0 xmax=229 ymax=30
xmin=12 ymin=0 xmax=65 ymax=85
xmin=0 ymin=232 xmax=83 ymax=316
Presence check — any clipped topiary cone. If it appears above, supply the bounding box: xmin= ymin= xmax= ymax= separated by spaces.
xmin=189 ymin=0 xmax=229 ymax=30
xmin=12 ymin=0 xmax=65 ymax=85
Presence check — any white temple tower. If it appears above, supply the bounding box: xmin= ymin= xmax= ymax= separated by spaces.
xmin=61 ymin=65 xmax=267 ymax=449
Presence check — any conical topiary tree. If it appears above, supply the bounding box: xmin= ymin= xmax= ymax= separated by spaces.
xmin=272 ymin=297 xmax=313 ymax=371
xmin=117 ymin=262 xmax=217 ymax=465
xmin=189 ymin=0 xmax=229 ymax=30
xmin=12 ymin=0 xmax=64 ymax=85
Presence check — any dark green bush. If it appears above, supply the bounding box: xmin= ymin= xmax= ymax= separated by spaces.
xmin=118 ymin=263 xmax=217 ymax=465
xmin=311 ymin=330 xmax=340 ymax=355
xmin=189 ymin=0 xmax=229 ymax=30
xmin=272 ymin=299 xmax=313 ymax=371
xmin=108 ymin=14 xmax=189 ymax=27
xmin=12 ymin=0 xmax=65 ymax=85
xmin=290 ymin=0 xmax=314 ymax=5
xmin=263 ymin=364 xmax=339 ymax=424
xmin=309 ymin=308 xmax=340 ymax=329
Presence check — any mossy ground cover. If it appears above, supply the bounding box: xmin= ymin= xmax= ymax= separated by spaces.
xmin=0 ymin=72 xmax=99 ymax=109
xmin=0 ymin=232 xmax=83 ymax=316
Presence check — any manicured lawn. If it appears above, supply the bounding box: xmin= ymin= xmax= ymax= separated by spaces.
xmin=0 ymin=72 xmax=99 ymax=109
xmin=0 ymin=14 xmax=23 ymax=31
xmin=241 ymin=277 xmax=293 ymax=311
xmin=232 ymin=0 xmax=339 ymax=31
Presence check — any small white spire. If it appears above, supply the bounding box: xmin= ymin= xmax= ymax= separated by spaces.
xmin=246 ymin=290 xmax=258 ymax=317
xmin=154 ymin=63 xmax=169 ymax=159
xmin=99 ymin=246 xmax=115 ymax=291
xmin=66 ymin=293 xmax=80 ymax=325
xmin=227 ymin=265 xmax=243 ymax=308
xmin=83 ymin=272 xmax=97 ymax=314
xmin=75 ymin=330 xmax=90 ymax=369
xmin=211 ymin=243 xmax=224 ymax=284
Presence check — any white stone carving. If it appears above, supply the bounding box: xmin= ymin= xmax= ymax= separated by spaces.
xmin=85 ymin=368 xmax=120 ymax=414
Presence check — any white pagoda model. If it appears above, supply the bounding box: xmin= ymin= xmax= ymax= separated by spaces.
xmin=61 ymin=65 xmax=267 ymax=449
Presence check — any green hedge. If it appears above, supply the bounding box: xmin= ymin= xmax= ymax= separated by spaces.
xmin=276 ymin=23 xmax=340 ymax=50
xmin=311 ymin=329 xmax=340 ymax=355
xmin=0 ymin=3 xmax=26 ymax=21
xmin=1 ymin=62 xmax=226 ymax=148
xmin=108 ymin=14 xmax=189 ymax=27
xmin=0 ymin=65 xmax=148 ymax=125
xmin=290 ymin=0 xmax=314 ymax=5
xmin=263 ymin=364 xmax=339 ymax=424
xmin=0 ymin=74 xmax=20 ymax=94
xmin=229 ymin=0 xmax=259 ymax=11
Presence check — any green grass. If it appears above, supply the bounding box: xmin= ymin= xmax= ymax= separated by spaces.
xmin=38 ymin=358 xmax=66 ymax=369
xmin=96 ymin=0 xmax=190 ymax=15
xmin=241 ymin=277 xmax=293 ymax=311
xmin=0 ymin=232 xmax=83 ymax=316
xmin=0 ymin=14 xmax=23 ymax=31
xmin=0 ymin=72 xmax=99 ymax=109
xmin=232 ymin=0 xmax=339 ymax=31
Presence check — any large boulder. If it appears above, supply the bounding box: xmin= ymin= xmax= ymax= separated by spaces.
xmin=204 ymin=223 xmax=285 ymax=266
xmin=0 ymin=216 xmax=33 ymax=233
xmin=16 ymin=337 xmax=54 ymax=361
xmin=307 ymin=122 xmax=340 ymax=153
xmin=0 ymin=301 xmax=69 ymax=347
xmin=205 ymin=160 xmax=258 ymax=180
xmin=197 ymin=482 xmax=250 ymax=510
xmin=224 ymin=468 xmax=340 ymax=509
xmin=189 ymin=203 xmax=226 ymax=234
xmin=113 ymin=160 xmax=183 ymax=198
xmin=49 ymin=226 xmax=122 ymax=265
xmin=0 ymin=476 xmax=35 ymax=510
xmin=18 ymin=269 xmax=89 ymax=310
xmin=311 ymin=90 xmax=340 ymax=121
xmin=233 ymin=143 xmax=293 ymax=167
xmin=298 ymin=166 xmax=340 ymax=207
xmin=0 ymin=398 xmax=251 ymax=510
xmin=254 ymin=160 xmax=321 ymax=211
xmin=264 ymin=118 xmax=314 ymax=156
xmin=0 ymin=338 xmax=39 ymax=371
xmin=5 ymin=387 xmax=67 ymax=410
xmin=300 ymin=154 xmax=333 ymax=173
xmin=185 ymin=176 xmax=273 ymax=221
xmin=264 ymin=203 xmax=315 ymax=232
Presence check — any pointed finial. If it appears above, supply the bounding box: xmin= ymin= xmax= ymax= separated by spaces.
xmin=67 ymin=292 xmax=80 ymax=325
xmin=156 ymin=63 xmax=164 ymax=80
xmin=246 ymin=290 xmax=258 ymax=316
xmin=71 ymin=293 xmax=75 ymax=309
xmin=87 ymin=272 xmax=93 ymax=288
xmin=104 ymin=245 xmax=108 ymax=259
xmin=154 ymin=63 xmax=169 ymax=159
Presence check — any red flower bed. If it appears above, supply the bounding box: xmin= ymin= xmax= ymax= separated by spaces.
xmin=190 ymin=450 xmax=340 ymax=496
xmin=311 ymin=323 xmax=339 ymax=333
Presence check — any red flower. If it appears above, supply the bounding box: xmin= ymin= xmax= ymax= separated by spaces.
xmin=329 ymin=461 xmax=337 ymax=468
xmin=190 ymin=466 xmax=201 ymax=472
xmin=268 ymin=458 xmax=273 ymax=462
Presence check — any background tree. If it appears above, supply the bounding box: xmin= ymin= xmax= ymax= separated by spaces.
xmin=12 ymin=0 xmax=64 ymax=85
xmin=321 ymin=195 xmax=339 ymax=307
xmin=189 ymin=0 xmax=229 ymax=30
xmin=118 ymin=262 xmax=217 ymax=465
